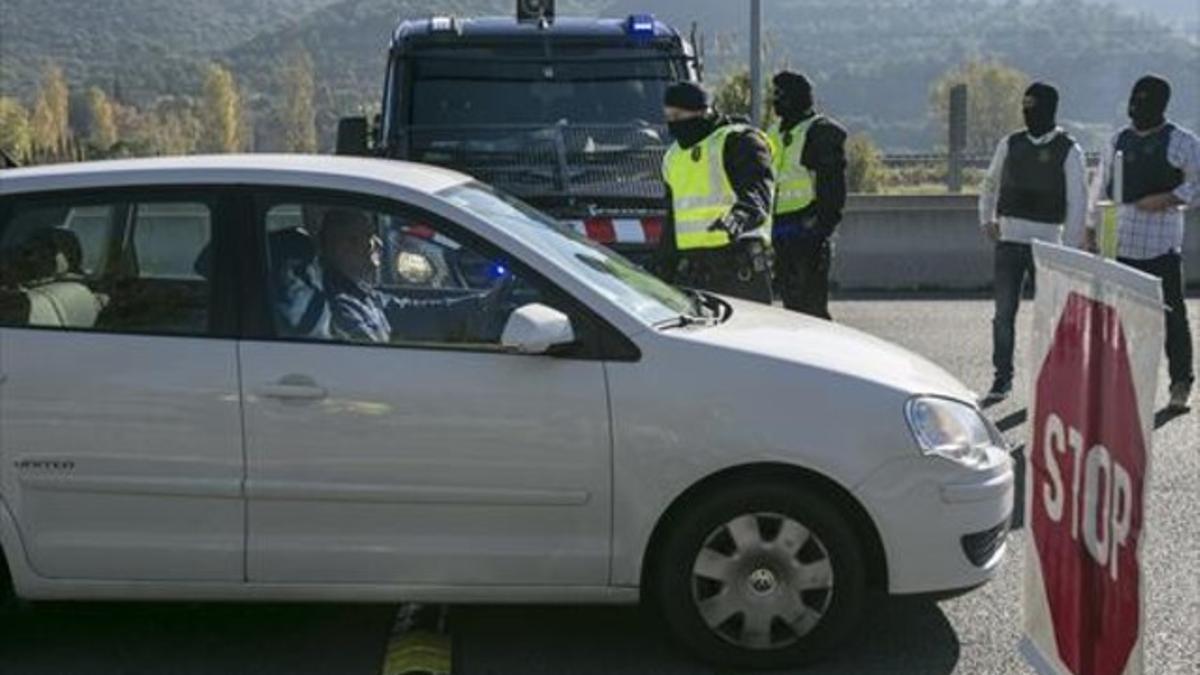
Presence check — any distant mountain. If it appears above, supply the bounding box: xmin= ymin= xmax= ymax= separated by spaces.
xmin=2 ymin=0 xmax=1195 ymax=152
xmin=605 ymin=0 xmax=1200 ymax=150
xmin=225 ymin=0 xmax=605 ymax=107
xmin=1109 ymin=0 xmax=1200 ymax=27
xmin=0 ymin=0 xmax=339 ymax=100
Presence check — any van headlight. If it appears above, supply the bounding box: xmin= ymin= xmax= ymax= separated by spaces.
xmin=904 ymin=396 xmax=1002 ymax=469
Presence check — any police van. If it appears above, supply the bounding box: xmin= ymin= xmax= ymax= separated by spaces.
xmin=336 ymin=0 xmax=701 ymax=265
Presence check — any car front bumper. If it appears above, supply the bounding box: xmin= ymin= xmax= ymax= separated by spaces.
xmin=853 ymin=445 xmax=1014 ymax=595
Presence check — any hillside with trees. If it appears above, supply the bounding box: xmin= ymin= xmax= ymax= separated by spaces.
xmin=1 ymin=0 xmax=1196 ymax=161
xmin=604 ymin=0 xmax=1199 ymax=149
xmin=223 ymin=0 xmax=1198 ymax=150
xmin=0 ymin=0 xmax=338 ymax=102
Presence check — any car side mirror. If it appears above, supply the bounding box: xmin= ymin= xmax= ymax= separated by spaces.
xmin=336 ymin=116 xmax=369 ymax=156
xmin=501 ymin=303 xmax=575 ymax=355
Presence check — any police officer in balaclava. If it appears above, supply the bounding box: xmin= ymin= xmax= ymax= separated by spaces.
xmin=658 ymin=81 xmax=775 ymax=303
xmin=764 ymin=71 xmax=847 ymax=320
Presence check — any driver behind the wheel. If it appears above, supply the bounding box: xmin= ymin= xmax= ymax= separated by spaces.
xmin=318 ymin=208 xmax=504 ymax=344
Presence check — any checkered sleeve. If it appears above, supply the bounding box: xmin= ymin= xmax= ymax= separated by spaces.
xmin=1168 ymin=125 xmax=1200 ymax=208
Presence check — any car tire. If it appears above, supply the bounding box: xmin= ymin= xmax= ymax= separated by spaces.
xmin=651 ymin=480 xmax=867 ymax=669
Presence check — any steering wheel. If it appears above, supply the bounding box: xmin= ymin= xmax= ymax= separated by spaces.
xmin=463 ymin=270 xmax=520 ymax=343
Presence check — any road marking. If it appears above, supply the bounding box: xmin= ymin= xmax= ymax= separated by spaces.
xmin=380 ymin=604 xmax=452 ymax=675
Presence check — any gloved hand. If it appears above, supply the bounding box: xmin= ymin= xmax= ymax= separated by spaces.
xmin=707 ymin=213 xmax=745 ymax=239
xmin=735 ymin=239 xmax=772 ymax=274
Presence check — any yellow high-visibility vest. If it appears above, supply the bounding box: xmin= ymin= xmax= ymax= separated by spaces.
xmin=767 ymin=117 xmax=819 ymax=215
xmin=662 ymin=123 xmax=772 ymax=251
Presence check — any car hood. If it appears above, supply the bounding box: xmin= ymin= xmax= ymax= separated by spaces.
xmin=680 ymin=298 xmax=976 ymax=402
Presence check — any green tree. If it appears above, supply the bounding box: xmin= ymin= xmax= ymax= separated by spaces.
xmin=0 ymin=97 xmax=33 ymax=163
xmin=148 ymin=98 xmax=203 ymax=156
xmin=930 ymin=58 xmax=1028 ymax=155
xmin=30 ymin=64 xmax=70 ymax=157
xmin=85 ymin=86 xmax=119 ymax=151
xmin=845 ymin=132 xmax=884 ymax=193
xmin=278 ymin=47 xmax=318 ymax=153
xmin=199 ymin=63 xmax=243 ymax=153
xmin=712 ymin=68 xmax=776 ymax=126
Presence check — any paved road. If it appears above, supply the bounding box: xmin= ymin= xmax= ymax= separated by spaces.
xmin=2 ymin=299 xmax=1196 ymax=675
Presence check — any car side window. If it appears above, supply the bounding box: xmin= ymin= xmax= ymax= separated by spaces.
xmin=259 ymin=197 xmax=570 ymax=350
xmin=130 ymin=202 xmax=212 ymax=280
xmin=0 ymin=196 xmax=215 ymax=335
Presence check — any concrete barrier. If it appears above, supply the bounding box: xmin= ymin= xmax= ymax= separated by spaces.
xmin=832 ymin=194 xmax=1200 ymax=291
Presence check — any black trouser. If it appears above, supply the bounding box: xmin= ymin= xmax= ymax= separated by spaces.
xmin=1119 ymin=252 xmax=1194 ymax=388
xmin=675 ymin=241 xmax=773 ymax=304
xmin=774 ymin=235 xmax=833 ymax=319
xmin=992 ymin=241 xmax=1036 ymax=385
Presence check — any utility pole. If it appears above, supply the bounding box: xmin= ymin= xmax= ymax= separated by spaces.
xmin=750 ymin=0 xmax=763 ymax=126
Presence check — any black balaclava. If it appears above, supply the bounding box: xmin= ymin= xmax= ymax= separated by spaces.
xmin=1128 ymin=75 xmax=1170 ymax=132
xmin=1022 ymin=82 xmax=1059 ymax=137
xmin=772 ymin=70 xmax=814 ymax=128
xmin=664 ymin=81 xmax=716 ymax=148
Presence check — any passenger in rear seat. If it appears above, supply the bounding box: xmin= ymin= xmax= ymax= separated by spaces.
xmin=0 ymin=228 xmax=104 ymax=328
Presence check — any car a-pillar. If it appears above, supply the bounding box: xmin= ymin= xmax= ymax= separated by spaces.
xmin=0 ymin=544 xmax=16 ymax=610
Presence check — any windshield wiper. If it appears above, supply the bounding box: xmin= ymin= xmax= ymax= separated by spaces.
xmin=653 ymin=313 xmax=715 ymax=330
xmin=652 ymin=290 xmax=722 ymax=330
xmin=684 ymin=289 xmax=733 ymax=324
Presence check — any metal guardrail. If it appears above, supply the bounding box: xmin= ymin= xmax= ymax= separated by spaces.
xmin=882 ymin=151 xmax=1105 ymax=169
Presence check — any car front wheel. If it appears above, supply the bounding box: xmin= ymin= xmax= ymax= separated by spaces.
xmin=651 ymin=481 xmax=867 ymax=669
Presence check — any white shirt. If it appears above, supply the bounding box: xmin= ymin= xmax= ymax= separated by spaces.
xmin=1086 ymin=123 xmax=1200 ymax=260
xmin=978 ymin=128 xmax=1088 ymax=246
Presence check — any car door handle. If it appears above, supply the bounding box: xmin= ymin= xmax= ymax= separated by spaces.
xmin=257 ymin=375 xmax=327 ymax=401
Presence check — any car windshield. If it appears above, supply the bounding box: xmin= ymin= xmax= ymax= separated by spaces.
xmin=438 ymin=181 xmax=695 ymax=325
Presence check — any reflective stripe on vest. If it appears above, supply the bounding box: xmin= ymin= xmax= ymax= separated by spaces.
xmin=662 ymin=124 xmax=770 ymax=250
xmin=767 ymin=117 xmax=819 ymax=215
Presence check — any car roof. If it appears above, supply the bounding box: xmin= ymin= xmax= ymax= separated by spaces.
xmin=0 ymin=154 xmax=473 ymax=197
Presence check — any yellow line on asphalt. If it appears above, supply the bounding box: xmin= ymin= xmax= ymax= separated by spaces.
xmin=380 ymin=604 xmax=452 ymax=675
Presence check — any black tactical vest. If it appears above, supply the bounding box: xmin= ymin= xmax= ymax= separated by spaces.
xmin=997 ymin=131 xmax=1074 ymax=224
xmin=1110 ymin=124 xmax=1184 ymax=203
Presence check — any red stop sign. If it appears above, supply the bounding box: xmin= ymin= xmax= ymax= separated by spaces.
xmin=1031 ymin=292 xmax=1145 ymax=675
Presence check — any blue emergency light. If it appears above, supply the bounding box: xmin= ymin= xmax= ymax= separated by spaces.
xmin=626 ymin=14 xmax=656 ymax=37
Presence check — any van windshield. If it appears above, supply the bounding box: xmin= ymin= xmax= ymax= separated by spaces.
xmin=402 ymin=46 xmax=679 ymax=199
xmin=408 ymin=46 xmax=677 ymax=126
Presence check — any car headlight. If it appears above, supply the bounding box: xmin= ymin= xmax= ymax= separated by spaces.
xmin=904 ymin=396 xmax=1002 ymax=468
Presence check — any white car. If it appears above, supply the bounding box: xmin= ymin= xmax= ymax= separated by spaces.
xmin=0 ymin=155 xmax=1012 ymax=668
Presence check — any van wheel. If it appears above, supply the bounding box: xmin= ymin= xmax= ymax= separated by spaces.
xmin=651 ymin=481 xmax=866 ymax=669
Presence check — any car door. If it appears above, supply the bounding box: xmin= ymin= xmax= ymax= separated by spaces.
xmin=238 ymin=189 xmax=613 ymax=585
xmin=0 ymin=188 xmax=245 ymax=581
